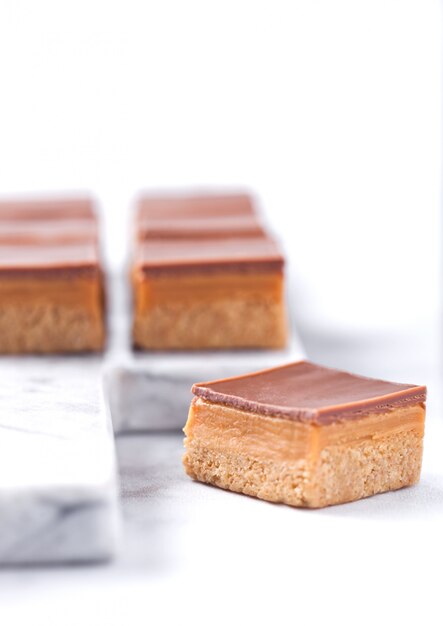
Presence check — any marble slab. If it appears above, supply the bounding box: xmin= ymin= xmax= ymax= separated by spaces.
xmin=105 ymin=337 xmax=305 ymax=432
xmin=105 ymin=274 xmax=305 ymax=431
xmin=0 ymin=332 xmax=440 ymax=624
xmin=0 ymin=357 xmax=119 ymax=565
xmin=0 ymin=272 xmax=301 ymax=564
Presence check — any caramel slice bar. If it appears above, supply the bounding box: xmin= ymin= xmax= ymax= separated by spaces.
xmin=0 ymin=196 xmax=95 ymax=220
xmin=137 ymin=214 xmax=266 ymax=240
xmin=184 ymin=361 xmax=426 ymax=508
xmin=0 ymin=197 xmax=105 ymax=353
xmin=0 ymin=243 xmax=105 ymax=353
xmin=138 ymin=193 xmax=255 ymax=220
xmin=0 ymin=219 xmax=98 ymax=245
xmin=132 ymin=236 xmax=287 ymax=350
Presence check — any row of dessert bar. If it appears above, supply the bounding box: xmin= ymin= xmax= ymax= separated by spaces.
xmin=0 ymin=192 xmax=287 ymax=353
xmin=132 ymin=193 xmax=287 ymax=349
xmin=0 ymin=198 xmax=105 ymax=353
xmin=0 ymin=193 xmax=428 ymax=513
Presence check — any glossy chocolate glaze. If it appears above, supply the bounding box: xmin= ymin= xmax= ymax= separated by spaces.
xmin=138 ymin=193 xmax=255 ymax=219
xmin=0 ymin=219 xmax=98 ymax=244
xmin=136 ymin=235 xmax=284 ymax=275
xmin=192 ymin=361 xmax=427 ymax=424
xmin=0 ymin=243 xmax=100 ymax=277
xmin=0 ymin=197 xmax=100 ymax=277
xmin=0 ymin=197 xmax=96 ymax=220
xmin=137 ymin=214 xmax=265 ymax=240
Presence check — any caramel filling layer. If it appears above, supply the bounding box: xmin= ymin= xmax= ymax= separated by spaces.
xmin=185 ymin=398 xmax=425 ymax=464
xmin=0 ymin=275 xmax=103 ymax=311
xmin=133 ymin=270 xmax=284 ymax=311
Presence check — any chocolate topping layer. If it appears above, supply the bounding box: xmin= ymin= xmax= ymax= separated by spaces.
xmin=0 ymin=242 xmax=99 ymax=276
xmin=0 ymin=219 xmax=98 ymax=244
xmin=137 ymin=214 xmax=265 ymax=239
xmin=138 ymin=193 xmax=255 ymax=219
xmin=0 ymin=197 xmax=101 ymax=277
xmin=192 ymin=361 xmax=427 ymax=425
xmin=0 ymin=197 xmax=96 ymax=220
xmin=136 ymin=236 xmax=284 ymax=275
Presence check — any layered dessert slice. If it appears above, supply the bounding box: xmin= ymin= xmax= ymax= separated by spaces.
xmin=137 ymin=193 xmax=256 ymax=220
xmin=0 ymin=196 xmax=95 ymax=220
xmin=0 ymin=197 xmax=105 ymax=353
xmin=132 ymin=236 xmax=287 ymax=350
xmin=184 ymin=361 xmax=426 ymax=508
xmin=136 ymin=214 xmax=266 ymax=240
xmin=0 ymin=218 xmax=98 ymax=245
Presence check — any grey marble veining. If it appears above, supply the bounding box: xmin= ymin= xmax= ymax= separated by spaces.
xmin=0 ymin=357 xmax=119 ymax=564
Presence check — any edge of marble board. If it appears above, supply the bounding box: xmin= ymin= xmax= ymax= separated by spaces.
xmin=105 ymin=333 xmax=305 ymax=433
xmin=0 ymin=362 xmax=120 ymax=565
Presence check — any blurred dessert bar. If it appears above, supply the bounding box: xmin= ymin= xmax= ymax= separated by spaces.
xmin=137 ymin=193 xmax=263 ymax=240
xmin=0 ymin=197 xmax=95 ymax=220
xmin=184 ymin=361 xmax=426 ymax=507
xmin=138 ymin=193 xmax=255 ymax=219
xmin=132 ymin=193 xmax=287 ymax=350
xmin=137 ymin=214 xmax=266 ymax=240
xmin=0 ymin=197 xmax=105 ymax=353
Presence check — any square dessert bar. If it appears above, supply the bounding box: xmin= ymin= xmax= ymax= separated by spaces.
xmin=137 ymin=193 xmax=256 ymax=219
xmin=0 ymin=196 xmax=96 ymax=220
xmin=132 ymin=236 xmax=287 ymax=350
xmin=184 ymin=361 xmax=426 ymax=508
xmin=136 ymin=193 xmax=259 ymax=239
xmin=0 ymin=219 xmax=98 ymax=245
xmin=0 ymin=198 xmax=105 ymax=353
xmin=136 ymin=214 xmax=266 ymax=240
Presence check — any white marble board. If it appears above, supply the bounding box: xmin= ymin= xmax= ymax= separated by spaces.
xmin=0 ymin=357 xmax=119 ymax=564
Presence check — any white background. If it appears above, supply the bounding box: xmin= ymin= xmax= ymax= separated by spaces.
xmin=0 ymin=1 xmax=442 ymax=625
xmin=0 ymin=0 xmax=440 ymax=337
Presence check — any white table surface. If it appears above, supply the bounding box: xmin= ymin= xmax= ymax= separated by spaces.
xmin=0 ymin=320 xmax=441 ymax=626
